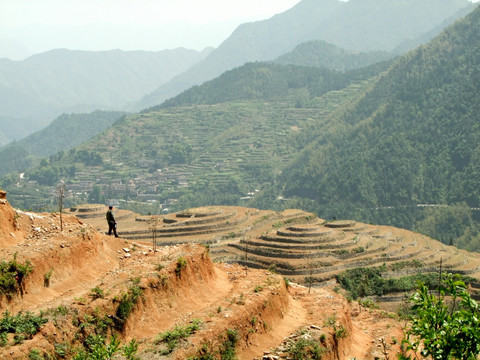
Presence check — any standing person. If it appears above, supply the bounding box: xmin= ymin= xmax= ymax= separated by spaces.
xmin=106 ymin=205 xmax=119 ymax=237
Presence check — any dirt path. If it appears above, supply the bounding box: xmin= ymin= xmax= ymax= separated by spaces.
xmin=238 ymin=289 xmax=308 ymax=359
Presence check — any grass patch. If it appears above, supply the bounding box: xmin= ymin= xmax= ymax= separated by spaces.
xmin=113 ymin=278 xmax=143 ymax=330
xmin=335 ymin=266 xmax=461 ymax=299
xmin=288 ymin=337 xmax=326 ymax=360
xmin=221 ymin=329 xmax=238 ymax=360
xmin=0 ymin=311 xmax=47 ymax=346
xmin=187 ymin=328 xmax=238 ymax=360
xmin=156 ymin=319 xmax=202 ymax=353
xmin=89 ymin=286 xmax=105 ymax=300
xmin=175 ymin=257 xmax=187 ymax=277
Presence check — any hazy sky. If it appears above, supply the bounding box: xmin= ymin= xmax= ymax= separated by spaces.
xmin=2 ymin=0 xmax=302 ymax=27
xmin=0 ymin=0 xmax=303 ymax=58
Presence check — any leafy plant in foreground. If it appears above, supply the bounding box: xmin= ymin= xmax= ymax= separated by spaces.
xmin=402 ymin=273 xmax=480 ymax=359
xmin=74 ymin=334 xmax=122 ymax=360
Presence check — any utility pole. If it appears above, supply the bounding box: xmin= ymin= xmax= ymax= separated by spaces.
xmin=149 ymin=216 xmax=159 ymax=252
xmin=244 ymin=237 xmax=249 ymax=276
xmin=57 ymin=181 xmax=66 ymax=231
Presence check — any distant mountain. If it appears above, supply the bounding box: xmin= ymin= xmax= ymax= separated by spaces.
xmin=140 ymin=0 xmax=473 ymax=108
xmin=0 ymin=38 xmax=30 ymax=60
xmin=274 ymin=40 xmax=394 ymax=71
xmin=0 ymin=110 xmax=125 ymax=176
xmin=392 ymin=4 xmax=477 ymax=54
xmin=0 ymin=47 xmax=212 ymax=143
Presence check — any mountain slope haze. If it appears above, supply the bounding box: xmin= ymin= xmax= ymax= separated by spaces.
xmin=140 ymin=0 xmax=473 ymax=108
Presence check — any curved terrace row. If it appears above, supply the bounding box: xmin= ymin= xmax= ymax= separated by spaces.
xmin=68 ymin=204 xmax=480 ymax=285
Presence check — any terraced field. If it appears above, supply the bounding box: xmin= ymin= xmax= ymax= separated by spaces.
xmin=69 ymin=204 xmax=480 ymax=291
xmin=74 ymin=79 xmax=376 ymax=209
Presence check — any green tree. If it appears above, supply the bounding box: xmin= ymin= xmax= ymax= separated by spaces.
xmin=414 ymin=203 xmax=474 ymax=246
xmin=88 ymin=185 xmax=105 ymax=204
xmin=167 ymin=142 xmax=192 ymax=164
xmin=402 ymin=273 xmax=480 ymax=360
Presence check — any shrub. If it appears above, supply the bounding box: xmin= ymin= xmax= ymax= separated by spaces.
xmin=336 ymin=266 xmax=445 ymax=299
xmin=78 ymin=334 xmax=122 ymax=360
xmin=0 ymin=253 xmax=33 ymax=299
xmin=288 ymin=336 xmax=325 ymax=360
xmin=187 ymin=343 xmax=216 ymax=360
xmin=334 ymin=325 xmax=347 ymax=339
xmin=122 ymin=338 xmax=139 ymax=360
xmin=54 ymin=342 xmax=70 ymax=357
xmin=187 ymin=328 xmax=238 ymax=360
xmin=175 ymin=257 xmax=187 ymax=277
xmin=114 ymin=278 xmax=142 ymax=329
xmin=28 ymin=349 xmax=43 ymax=360
xmin=221 ymin=329 xmax=238 ymax=360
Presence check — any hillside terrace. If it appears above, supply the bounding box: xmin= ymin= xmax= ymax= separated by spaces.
xmin=67 ymin=204 xmax=480 ymax=302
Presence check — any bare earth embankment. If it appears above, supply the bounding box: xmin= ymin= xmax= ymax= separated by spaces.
xmin=2 ymin=193 xmax=472 ymax=359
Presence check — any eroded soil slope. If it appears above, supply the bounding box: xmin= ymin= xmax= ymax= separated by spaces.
xmin=0 ymin=193 xmax=404 ymax=359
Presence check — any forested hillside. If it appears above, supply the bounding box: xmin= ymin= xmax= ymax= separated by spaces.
xmin=156 ymin=61 xmax=392 ymax=109
xmin=140 ymin=0 xmax=472 ymax=107
xmin=275 ymin=40 xmax=393 ymax=71
xmin=0 ymin=48 xmax=211 ymax=143
xmin=255 ymin=5 xmax=480 ymax=250
xmin=0 ymin=111 xmax=125 ymax=176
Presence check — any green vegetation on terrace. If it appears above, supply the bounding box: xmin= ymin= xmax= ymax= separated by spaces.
xmin=275 ymin=40 xmax=394 ymax=72
xmin=156 ymin=319 xmax=202 ymax=354
xmin=187 ymin=328 xmax=239 ymax=360
xmin=113 ymin=278 xmax=143 ymax=330
xmin=336 ymin=265 xmax=476 ymax=300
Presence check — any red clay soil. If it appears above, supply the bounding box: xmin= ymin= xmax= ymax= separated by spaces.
xmin=0 ymin=194 xmax=405 ymax=359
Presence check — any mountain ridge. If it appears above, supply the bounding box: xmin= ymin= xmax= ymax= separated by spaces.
xmin=0 ymin=110 xmax=126 ymax=176
xmin=256 ymin=3 xmax=480 ymax=249
xmin=0 ymin=47 xmax=212 ymax=144
xmin=139 ymin=0 xmax=473 ymax=108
